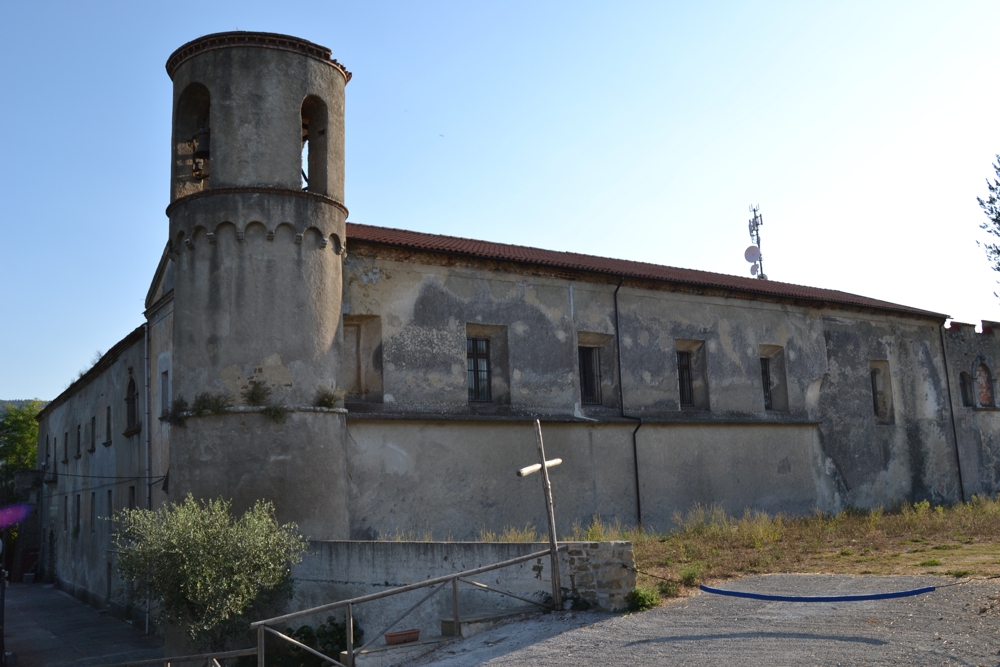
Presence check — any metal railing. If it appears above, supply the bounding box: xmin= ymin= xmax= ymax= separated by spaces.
xmin=98 ymin=544 xmax=564 ymax=667
xmin=252 ymin=544 xmax=566 ymax=667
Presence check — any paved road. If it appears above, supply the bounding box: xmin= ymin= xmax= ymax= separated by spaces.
xmin=5 ymin=583 xmax=163 ymax=667
xmin=417 ymin=574 xmax=1000 ymax=666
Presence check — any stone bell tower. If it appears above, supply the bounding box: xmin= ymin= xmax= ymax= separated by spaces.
xmin=164 ymin=32 xmax=351 ymax=538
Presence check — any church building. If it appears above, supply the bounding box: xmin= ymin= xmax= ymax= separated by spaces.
xmin=34 ymin=31 xmax=1000 ymax=610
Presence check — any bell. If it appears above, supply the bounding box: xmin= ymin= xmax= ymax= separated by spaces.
xmin=193 ymin=127 xmax=211 ymax=159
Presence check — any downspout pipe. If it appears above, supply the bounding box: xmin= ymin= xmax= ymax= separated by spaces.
xmin=614 ymin=277 xmax=643 ymax=528
xmin=939 ymin=324 xmax=966 ymax=501
xmin=143 ymin=322 xmax=152 ymax=634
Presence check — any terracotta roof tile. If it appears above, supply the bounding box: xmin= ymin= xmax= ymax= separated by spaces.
xmin=346 ymin=222 xmax=946 ymax=320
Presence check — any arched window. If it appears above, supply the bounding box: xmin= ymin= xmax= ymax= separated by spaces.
xmin=300 ymin=96 xmax=329 ymax=195
xmin=960 ymin=372 xmax=974 ymax=407
xmin=125 ymin=377 xmax=140 ymax=433
xmin=976 ymin=364 xmax=995 ymax=407
xmin=173 ymin=83 xmax=211 ymax=198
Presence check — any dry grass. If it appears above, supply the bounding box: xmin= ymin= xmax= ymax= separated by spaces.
xmin=630 ymin=497 xmax=1000 ymax=596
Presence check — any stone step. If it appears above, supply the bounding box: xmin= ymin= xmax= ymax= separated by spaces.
xmin=339 ymin=635 xmax=455 ymax=667
xmin=441 ymin=606 xmax=545 ymax=638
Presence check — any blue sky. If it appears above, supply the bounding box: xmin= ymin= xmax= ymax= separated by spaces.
xmin=2 ymin=1 xmax=999 ymax=400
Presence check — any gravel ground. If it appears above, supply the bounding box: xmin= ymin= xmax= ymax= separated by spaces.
xmin=414 ymin=574 xmax=1000 ymax=666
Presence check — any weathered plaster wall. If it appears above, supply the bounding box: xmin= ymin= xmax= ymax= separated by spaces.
xmin=166 ymin=40 xmax=351 ymax=539
xmin=36 ymin=330 xmax=149 ymax=611
xmin=344 ymin=420 xmax=837 ymax=538
xmin=943 ymin=321 xmax=1000 ymax=498
xmin=342 ymin=245 xmax=963 ymax=515
xmin=288 ymin=540 xmax=635 ymax=644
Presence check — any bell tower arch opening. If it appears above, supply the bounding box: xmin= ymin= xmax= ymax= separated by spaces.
xmin=172 ymin=82 xmax=211 ymax=199
xmin=301 ymin=95 xmax=329 ymax=195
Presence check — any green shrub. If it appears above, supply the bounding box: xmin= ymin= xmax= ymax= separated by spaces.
xmin=656 ymin=580 xmax=679 ymax=598
xmin=262 ymin=405 xmax=289 ymax=424
xmin=162 ymin=396 xmax=189 ymax=426
xmin=241 ymin=380 xmax=272 ymax=407
xmin=314 ymin=386 xmax=346 ymax=409
xmin=191 ymin=391 xmax=232 ymax=415
xmin=918 ymin=558 xmax=942 ymax=567
xmin=679 ymin=563 xmax=703 ymax=586
xmin=114 ymin=494 xmax=307 ymax=651
xmin=625 ymin=586 xmax=660 ymax=612
xmin=262 ymin=617 xmax=364 ymax=667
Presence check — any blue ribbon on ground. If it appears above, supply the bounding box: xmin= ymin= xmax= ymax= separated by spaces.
xmin=699 ymin=584 xmax=936 ymax=602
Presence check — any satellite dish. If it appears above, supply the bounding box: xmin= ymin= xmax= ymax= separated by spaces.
xmin=759 ymin=273 xmax=768 ymax=281
xmin=744 ymin=245 xmax=761 ymax=263
xmin=750 ymin=264 xmax=759 ymax=276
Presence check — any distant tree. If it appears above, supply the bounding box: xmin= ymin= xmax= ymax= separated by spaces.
xmin=114 ymin=494 xmax=308 ymax=651
xmin=978 ymin=155 xmax=1000 ymax=290
xmin=0 ymin=400 xmax=41 ymax=471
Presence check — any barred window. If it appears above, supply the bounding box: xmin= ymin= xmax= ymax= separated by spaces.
xmin=579 ymin=347 xmax=602 ymax=405
xmin=126 ymin=378 xmax=139 ymax=431
xmin=677 ymin=351 xmax=694 ymax=407
xmin=760 ymin=358 xmax=773 ymax=410
xmin=467 ymin=338 xmax=491 ymax=402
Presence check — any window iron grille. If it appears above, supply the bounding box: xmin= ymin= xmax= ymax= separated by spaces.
xmin=760 ymin=358 xmax=773 ymax=410
xmin=467 ymin=338 xmax=491 ymax=402
xmin=677 ymin=351 xmax=694 ymax=407
xmin=579 ymin=347 xmax=602 ymax=405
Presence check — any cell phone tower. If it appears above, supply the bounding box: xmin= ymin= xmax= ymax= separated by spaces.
xmin=744 ymin=204 xmax=767 ymax=280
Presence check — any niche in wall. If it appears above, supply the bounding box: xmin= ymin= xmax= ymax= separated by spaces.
xmin=343 ymin=316 xmax=383 ymax=402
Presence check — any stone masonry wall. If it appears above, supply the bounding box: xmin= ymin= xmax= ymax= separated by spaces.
xmin=562 ymin=541 xmax=634 ymax=611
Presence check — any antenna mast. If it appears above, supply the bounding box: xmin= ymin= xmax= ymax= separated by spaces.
xmin=746 ymin=204 xmax=767 ymax=280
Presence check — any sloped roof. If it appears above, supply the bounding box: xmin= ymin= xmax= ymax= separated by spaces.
xmin=346 ymin=222 xmax=946 ymax=320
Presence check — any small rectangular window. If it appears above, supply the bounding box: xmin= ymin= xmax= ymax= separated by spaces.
xmin=105 ymin=405 xmax=111 ymax=443
xmin=63 ymin=432 xmax=69 ymax=462
xmin=960 ymin=372 xmax=974 ymax=407
xmin=76 ymin=425 xmax=81 ymax=458
xmin=89 ymin=416 xmax=96 ymax=452
xmin=107 ymin=489 xmax=113 ymax=520
xmin=870 ymin=360 xmax=894 ymax=423
xmin=160 ymin=370 xmax=170 ymax=415
xmin=63 ymin=496 xmax=68 ymax=531
xmin=467 ymin=337 xmax=491 ymax=402
xmin=760 ymin=358 xmax=773 ymax=410
xmin=128 ymin=485 xmax=136 ymax=510
xmin=579 ymin=347 xmax=602 ymax=405
xmin=90 ymin=492 xmax=96 ymax=533
xmin=677 ymin=351 xmax=694 ymax=407
xmin=75 ymin=494 xmax=81 ymax=534
xmin=759 ymin=345 xmax=789 ymax=412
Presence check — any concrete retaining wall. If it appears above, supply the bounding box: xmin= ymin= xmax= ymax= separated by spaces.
xmin=286 ymin=540 xmax=634 ymax=642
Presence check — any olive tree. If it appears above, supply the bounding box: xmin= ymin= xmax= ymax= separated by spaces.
xmin=114 ymin=494 xmax=308 ymax=651
xmin=978 ymin=155 xmax=1000 ymax=289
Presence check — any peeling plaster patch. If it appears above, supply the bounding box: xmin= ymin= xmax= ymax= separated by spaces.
xmin=555 ymin=330 xmax=567 ymax=342
xmin=805 ymin=376 xmax=826 ymax=410
xmin=512 ymin=370 xmax=522 ymax=381
xmin=386 ymin=362 xmax=396 ymax=372
xmin=512 ymin=322 xmax=529 ymax=336
xmin=623 ymin=335 xmax=633 ymax=349
xmin=360 ymin=267 xmax=381 ymax=284
xmin=387 ymin=313 xmax=402 ymax=328
xmin=638 ymin=330 xmax=650 ymax=346
xmin=269 ymin=455 xmax=292 ymax=462
xmin=252 ymin=353 xmax=293 ymax=389
xmin=642 ymin=371 xmax=652 ymax=384
xmin=220 ymin=365 xmax=244 ymax=398
xmin=384 ymin=394 xmax=395 ymax=403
